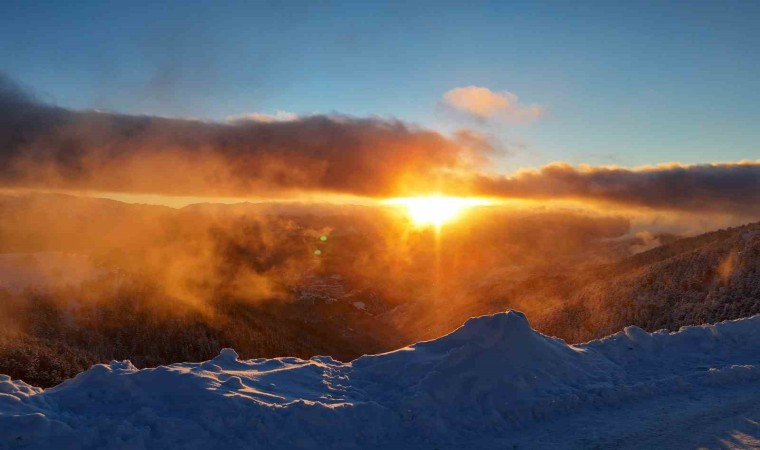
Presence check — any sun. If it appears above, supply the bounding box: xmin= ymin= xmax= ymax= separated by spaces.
xmin=384 ymin=196 xmax=491 ymax=228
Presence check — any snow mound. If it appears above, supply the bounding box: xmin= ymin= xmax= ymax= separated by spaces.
xmin=1 ymin=311 xmax=758 ymax=449
xmin=352 ymin=311 xmax=623 ymax=426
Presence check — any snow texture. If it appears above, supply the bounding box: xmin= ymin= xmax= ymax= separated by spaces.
xmin=0 ymin=311 xmax=758 ymax=449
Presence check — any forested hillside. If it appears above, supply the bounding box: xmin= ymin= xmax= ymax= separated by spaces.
xmin=539 ymin=222 xmax=760 ymax=342
xmin=0 ymin=193 xmax=757 ymax=388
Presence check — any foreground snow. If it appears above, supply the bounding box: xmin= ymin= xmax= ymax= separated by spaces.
xmin=1 ymin=311 xmax=758 ymax=449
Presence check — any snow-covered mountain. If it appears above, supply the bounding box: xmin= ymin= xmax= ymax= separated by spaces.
xmin=1 ymin=311 xmax=758 ymax=449
xmin=2 ymin=193 xmax=758 ymax=392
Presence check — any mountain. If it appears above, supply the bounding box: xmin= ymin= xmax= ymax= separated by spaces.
xmin=0 ymin=192 xmax=758 ymax=390
xmin=1 ymin=311 xmax=757 ymax=449
xmin=538 ymin=221 xmax=760 ymax=342
xmin=388 ymin=221 xmax=760 ymax=347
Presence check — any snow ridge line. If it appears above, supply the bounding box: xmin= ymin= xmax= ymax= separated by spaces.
xmin=0 ymin=312 xmax=758 ymax=449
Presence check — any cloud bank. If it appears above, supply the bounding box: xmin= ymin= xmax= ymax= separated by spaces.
xmin=0 ymin=74 xmax=492 ymax=198
xmin=472 ymin=162 xmax=760 ymax=215
xmin=1 ymin=74 xmax=758 ymax=217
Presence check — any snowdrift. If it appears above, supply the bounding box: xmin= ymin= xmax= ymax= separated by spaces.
xmin=1 ymin=311 xmax=758 ymax=449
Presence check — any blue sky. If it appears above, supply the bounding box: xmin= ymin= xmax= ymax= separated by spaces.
xmin=2 ymin=0 xmax=759 ymax=172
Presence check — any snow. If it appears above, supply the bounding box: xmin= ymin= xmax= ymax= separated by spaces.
xmin=0 ymin=311 xmax=758 ymax=449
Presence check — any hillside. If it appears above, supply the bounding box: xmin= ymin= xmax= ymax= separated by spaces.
xmin=0 ymin=193 xmax=758 ymax=390
xmin=393 ymin=221 xmax=760 ymax=345
xmin=539 ymin=221 xmax=760 ymax=342
xmin=1 ymin=311 xmax=758 ymax=449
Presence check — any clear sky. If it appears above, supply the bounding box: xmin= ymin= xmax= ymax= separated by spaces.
xmin=2 ymin=0 xmax=759 ymax=172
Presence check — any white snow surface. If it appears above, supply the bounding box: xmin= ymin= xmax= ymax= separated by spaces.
xmin=1 ymin=311 xmax=758 ymax=449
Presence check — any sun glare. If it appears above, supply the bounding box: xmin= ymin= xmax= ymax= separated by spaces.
xmin=385 ymin=196 xmax=492 ymax=228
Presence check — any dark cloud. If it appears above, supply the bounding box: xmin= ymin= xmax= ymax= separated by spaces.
xmin=472 ymin=162 xmax=760 ymax=216
xmin=0 ymin=74 xmax=490 ymax=198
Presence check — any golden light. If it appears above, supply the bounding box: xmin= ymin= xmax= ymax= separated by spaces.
xmin=384 ymin=196 xmax=492 ymax=228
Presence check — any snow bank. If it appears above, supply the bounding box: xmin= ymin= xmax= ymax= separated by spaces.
xmin=1 ymin=311 xmax=758 ymax=449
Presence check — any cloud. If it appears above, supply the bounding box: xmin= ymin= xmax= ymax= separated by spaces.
xmin=0 ymin=73 xmax=495 ymax=199
xmin=470 ymin=162 xmax=760 ymax=216
xmin=227 ymin=111 xmax=299 ymax=123
xmin=441 ymin=86 xmax=544 ymax=123
xmin=1 ymin=74 xmax=757 ymax=217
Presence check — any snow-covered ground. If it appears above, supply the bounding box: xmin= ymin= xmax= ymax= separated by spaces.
xmin=0 ymin=311 xmax=758 ymax=449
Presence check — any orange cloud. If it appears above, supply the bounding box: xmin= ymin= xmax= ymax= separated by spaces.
xmin=441 ymin=86 xmax=544 ymax=123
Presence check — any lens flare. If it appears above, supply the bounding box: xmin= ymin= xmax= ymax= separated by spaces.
xmin=384 ymin=196 xmax=492 ymax=227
